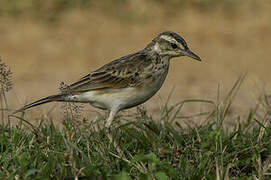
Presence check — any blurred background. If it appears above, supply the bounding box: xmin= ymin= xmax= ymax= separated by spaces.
xmin=1 ymin=0 xmax=271 ymax=124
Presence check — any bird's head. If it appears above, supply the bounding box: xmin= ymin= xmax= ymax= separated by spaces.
xmin=148 ymin=31 xmax=201 ymax=61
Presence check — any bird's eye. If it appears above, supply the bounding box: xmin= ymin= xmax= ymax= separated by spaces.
xmin=170 ymin=43 xmax=178 ymax=49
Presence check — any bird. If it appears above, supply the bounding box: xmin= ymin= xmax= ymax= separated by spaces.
xmin=14 ymin=31 xmax=201 ymax=128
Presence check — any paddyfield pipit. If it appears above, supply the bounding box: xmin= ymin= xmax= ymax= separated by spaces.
xmin=14 ymin=31 xmax=201 ymax=128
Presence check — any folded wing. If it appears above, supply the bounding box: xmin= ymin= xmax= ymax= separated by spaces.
xmin=63 ymin=52 xmax=152 ymax=93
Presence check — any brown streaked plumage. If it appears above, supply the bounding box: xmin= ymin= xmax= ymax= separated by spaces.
xmin=14 ymin=31 xmax=201 ymax=128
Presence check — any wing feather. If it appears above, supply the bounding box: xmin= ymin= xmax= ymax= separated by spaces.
xmin=63 ymin=52 xmax=153 ymax=93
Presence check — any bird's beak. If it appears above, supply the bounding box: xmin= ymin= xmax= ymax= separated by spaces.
xmin=183 ymin=49 xmax=201 ymax=61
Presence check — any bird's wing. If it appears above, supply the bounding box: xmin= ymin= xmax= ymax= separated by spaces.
xmin=62 ymin=52 xmax=153 ymax=93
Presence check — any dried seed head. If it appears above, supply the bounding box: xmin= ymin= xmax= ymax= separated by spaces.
xmin=0 ymin=58 xmax=13 ymax=93
xmin=59 ymin=81 xmax=84 ymax=121
xmin=59 ymin=81 xmax=70 ymax=94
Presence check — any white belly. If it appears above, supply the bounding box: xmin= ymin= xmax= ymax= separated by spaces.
xmin=65 ymin=86 xmax=158 ymax=110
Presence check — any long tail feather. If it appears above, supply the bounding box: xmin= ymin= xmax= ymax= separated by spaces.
xmin=13 ymin=94 xmax=64 ymax=114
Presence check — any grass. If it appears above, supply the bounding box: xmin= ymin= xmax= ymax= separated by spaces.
xmin=1 ymin=74 xmax=271 ymax=179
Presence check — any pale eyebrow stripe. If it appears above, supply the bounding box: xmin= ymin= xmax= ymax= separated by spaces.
xmin=160 ymin=35 xmax=185 ymax=49
xmin=160 ymin=35 xmax=178 ymax=44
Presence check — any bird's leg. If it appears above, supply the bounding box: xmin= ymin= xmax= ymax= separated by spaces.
xmin=105 ymin=109 xmax=118 ymax=142
xmin=104 ymin=109 xmax=127 ymax=158
xmin=105 ymin=109 xmax=118 ymax=129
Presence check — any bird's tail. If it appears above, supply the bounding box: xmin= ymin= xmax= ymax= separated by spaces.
xmin=13 ymin=94 xmax=64 ymax=114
